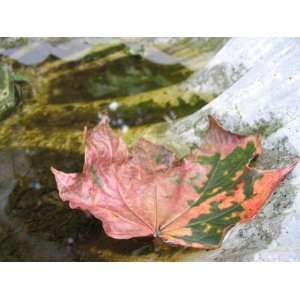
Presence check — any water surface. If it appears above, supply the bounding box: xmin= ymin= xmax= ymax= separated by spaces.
xmin=0 ymin=38 xmax=221 ymax=261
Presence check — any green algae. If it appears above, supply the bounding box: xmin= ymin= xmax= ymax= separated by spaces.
xmin=108 ymin=94 xmax=206 ymax=127
xmin=0 ymin=64 xmax=17 ymax=121
xmin=0 ymin=41 xmax=214 ymax=261
xmin=46 ymin=53 xmax=193 ymax=103
xmin=0 ymin=37 xmax=28 ymax=49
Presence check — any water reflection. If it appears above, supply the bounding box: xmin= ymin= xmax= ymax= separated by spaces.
xmin=46 ymin=51 xmax=192 ymax=103
xmin=0 ymin=37 xmax=220 ymax=261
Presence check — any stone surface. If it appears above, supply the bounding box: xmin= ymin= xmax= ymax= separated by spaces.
xmin=0 ymin=37 xmax=228 ymax=71
xmin=0 ymin=64 xmax=16 ymax=121
xmin=1 ymin=37 xmax=300 ymax=261
xmin=123 ymin=37 xmax=228 ymax=71
xmin=0 ymin=38 xmax=119 ymax=65
xmin=182 ymin=38 xmax=300 ymax=100
xmin=166 ymin=38 xmax=300 ymax=261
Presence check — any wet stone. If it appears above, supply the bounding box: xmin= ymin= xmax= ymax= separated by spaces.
xmin=0 ymin=38 xmax=214 ymax=261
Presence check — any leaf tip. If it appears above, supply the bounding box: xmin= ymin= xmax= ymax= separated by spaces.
xmin=283 ymin=157 xmax=299 ymax=175
xmin=50 ymin=166 xmax=65 ymax=182
xmin=50 ymin=166 xmax=58 ymax=175
xmin=207 ymin=114 xmax=221 ymax=129
xmin=99 ymin=114 xmax=110 ymax=125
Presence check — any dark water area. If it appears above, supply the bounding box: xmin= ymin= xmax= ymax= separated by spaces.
xmin=0 ymin=38 xmax=220 ymax=261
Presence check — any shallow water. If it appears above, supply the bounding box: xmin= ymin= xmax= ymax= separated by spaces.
xmin=0 ymin=38 xmax=221 ymax=261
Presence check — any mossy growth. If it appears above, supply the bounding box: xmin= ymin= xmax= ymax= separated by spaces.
xmin=0 ymin=41 xmax=214 ymax=261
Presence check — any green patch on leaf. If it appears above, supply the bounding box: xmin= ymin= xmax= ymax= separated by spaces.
xmin=191 ymin=142 xmax=256 ymax=206
xmin=182 ymin=202 xmax=243 ymax=245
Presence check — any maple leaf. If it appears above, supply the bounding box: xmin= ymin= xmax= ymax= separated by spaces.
xmin=51 ymin=116 xmax=298 ymax=249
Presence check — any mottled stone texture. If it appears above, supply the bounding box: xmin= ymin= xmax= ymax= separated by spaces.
xmin=168 ymin=38 xmax=300 ymax=261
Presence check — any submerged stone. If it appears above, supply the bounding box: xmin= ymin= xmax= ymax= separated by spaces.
xmin=0 ymin=64 xmax=16 ymax=121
